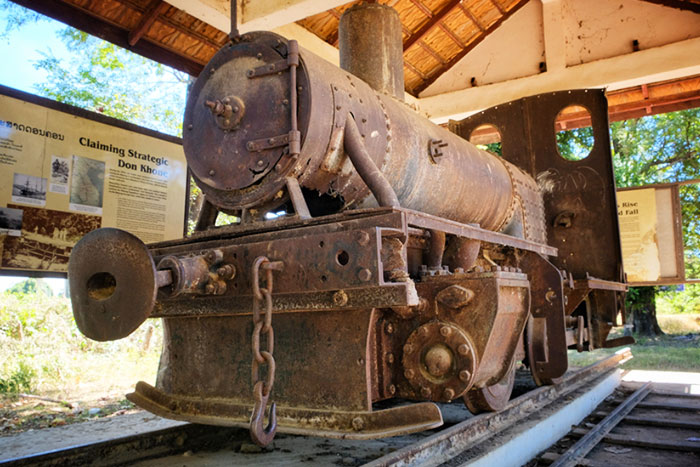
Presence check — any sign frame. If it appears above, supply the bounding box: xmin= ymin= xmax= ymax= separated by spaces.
xmin=0 ymin=85 xmax=189 ymax=278
xmin=618 ymin=180 xmax=697 ymax=286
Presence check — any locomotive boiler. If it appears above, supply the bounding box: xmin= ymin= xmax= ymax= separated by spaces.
xmin=68 ymin=3 xmax=629 ymax=446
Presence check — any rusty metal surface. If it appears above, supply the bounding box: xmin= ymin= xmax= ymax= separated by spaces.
xmin=68 ymin=228 xmax=157 ymax=341
xmin=464 ymin=357 xmax=516 ymax=413
xmin=183 ymin=30 xmax=520 ymax=233
xmin=184 ymin=32 xmax=310 ymax=205
xmin=339 ymin=2 xmax=405 ymax=101
xmin=451 ymin=90 xmax=622 ymax=280
xmin=365 ymin=348 xmax=633 ymax=467
xmin=128 ymin=381 xmax=443 ymax=439
xmin=520 ymin=252 xmax=568 ymax=385
xmin=452 ymin=89 xmax=627 ymax=360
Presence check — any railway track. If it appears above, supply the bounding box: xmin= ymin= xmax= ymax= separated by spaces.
xmin=536 ymin=381 xmax=700 ymax=466
xmin=1 ymin=349 xmax=633 ymax=467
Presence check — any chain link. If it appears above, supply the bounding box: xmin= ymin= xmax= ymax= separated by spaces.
xmin=249 ymin=256 xmax=283 ymax=446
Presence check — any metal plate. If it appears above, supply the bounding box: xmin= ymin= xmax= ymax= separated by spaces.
xmin=68 ymin=228 xmax=156 ymax=341
xmin=183 ymin=32 xmax=310 ymax=193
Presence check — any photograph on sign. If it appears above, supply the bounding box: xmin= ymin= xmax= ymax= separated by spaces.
xmin=0 ymin=206 xmax=23 ymax=236
xmin=69 ymin=154 xmax=105 ymax=214
xmin=49 ymin=155 xmax=70 ymax=194
xmin=11 ymin=172 xmax=47 ymax=207
xmin=1 ymin=204 xmax=101 ymax=272
xmin=0 ymin=87 xmax=187 ymax=276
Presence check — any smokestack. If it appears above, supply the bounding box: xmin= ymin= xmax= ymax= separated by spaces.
xmin=338 ymin=2 xmax=405 ymax=101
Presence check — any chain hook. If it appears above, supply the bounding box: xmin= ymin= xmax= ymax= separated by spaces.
xmin=250 ymin=381 xmax=277 ymax=446
xmin=249 ymin=256 xmax=283 ymax=447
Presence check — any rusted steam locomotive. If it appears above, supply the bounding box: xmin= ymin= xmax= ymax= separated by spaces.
xmin=69 ymin=3 xmax=629 ymax=446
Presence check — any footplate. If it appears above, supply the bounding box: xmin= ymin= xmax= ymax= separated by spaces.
xmin=128 ymin=382 xmax=443 ymax=439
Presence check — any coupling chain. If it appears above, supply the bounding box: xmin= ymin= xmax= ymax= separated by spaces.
xmin=249 ymin=256 xmax=283 ymax=447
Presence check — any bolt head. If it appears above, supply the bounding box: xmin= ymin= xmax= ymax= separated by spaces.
xmin=358 ymin=268 xmax=372 ymax=282
xmin=419 ymin=326 xmax=429 ymax=336
xmin=440 ymin=326 xmax=452 ymax=337
xmin=356 ymin=231 xmax=371 ymax=246
xmin=403 ymin=344 xmax=414 ymax=355
xmin=332 ymin=290 xmax=348 ymax=307
xmin=205 ymin=283 xmax=216 ymax=294
xmin=420 ymin=387 xmax=432 ymax=398
xmin=386 ymin=353 xmax=395 ymax=364
xmin=404 ymin=369 xmax=415 ymax=379
xmin=187 ymin=124 xmax=193 ymax=130
xmin=444 ymin=388 xmax=455 ymax=400
xmin=459 ymin=369 xmax=471 ymax=382
xmin=351 ymin=416 xmax=364 ymax=431
xmin=458 ymin=344 xmax=470 ymax=356
xmin=389 ymin=384 xmax=396 ymax=395
xmin=385 ymin=323 xmax=394 ymax=334
xmin=209 ymin=169 xmax=215 ymax=176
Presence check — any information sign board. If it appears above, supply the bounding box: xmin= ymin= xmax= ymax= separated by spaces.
xmin=0 ymin=86 xmax=187 ymax=276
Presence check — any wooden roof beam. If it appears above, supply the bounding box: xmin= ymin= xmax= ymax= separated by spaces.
xmin=639 ymin=0 xmax=700 ymax=14
xmin=419 ymin=37 xmax=700 ymax=122
xmin=128 ymin=0 xmax=167 ymax=46
xmin=12 ymin=0 xmax=205 ymax=76
xmin=164 ymin=0 xmax=350 ymax=34
xmin=457 ymin=2 xmax=486 ymax=32
xmin=413 ymin=0 xmax=529 ymax=94
xmin=404 ymin=0 xmax=463 ymax=51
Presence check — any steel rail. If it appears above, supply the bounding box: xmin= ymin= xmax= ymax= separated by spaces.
xmin=365 ymin=348 xmax=632 ymax=467
xmin=550 ymin=382 xmax=651 ymax=467
xmin=2 ymin=349 xmax=631 ymax=466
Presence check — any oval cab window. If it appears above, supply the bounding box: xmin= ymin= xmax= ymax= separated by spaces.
xmin=555 ymin=105 xmax=594 ymax=161
xmin=469 ymin=123 xmax=502 ymax=156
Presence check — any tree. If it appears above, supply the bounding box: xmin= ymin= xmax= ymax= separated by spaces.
xmin=33 ymin=28 xmax=188 ymax=136
xmin=1 ymin=0 xmax=188 ymax=136
xmin=610 ymin=108 xmax=700 ymax=335
xmin=7 ymin=278 xmax=53 ymax=296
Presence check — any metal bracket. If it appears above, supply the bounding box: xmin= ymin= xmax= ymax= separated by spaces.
xmin=244 ymin=40 xmax=301 ymax=158
xmin=246 ymin=59 xmax=290 ymax=78
xmin=428 ymin=139 xmax=448 ymax=164
xmin=246 ymin=133 xmax=291 ymax=152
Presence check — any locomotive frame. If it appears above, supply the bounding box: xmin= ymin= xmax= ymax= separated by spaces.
xmin=68 ymin=2 xmax=629 ymax=447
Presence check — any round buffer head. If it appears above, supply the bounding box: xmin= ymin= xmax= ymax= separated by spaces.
xmin=68 ymin=228 xmax=157 ymax=342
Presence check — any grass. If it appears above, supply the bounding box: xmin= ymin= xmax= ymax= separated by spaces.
xmin=1 ymin=291 xmax=162 ymax=434
xmin=568 ymin=313 xmax=700 ymax=371
xmin=1 ymin=292 xmax=698 ymax=436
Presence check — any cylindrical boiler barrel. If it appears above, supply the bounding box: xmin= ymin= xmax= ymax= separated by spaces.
xmin=183 ymin=31 xmax=518 ymax=233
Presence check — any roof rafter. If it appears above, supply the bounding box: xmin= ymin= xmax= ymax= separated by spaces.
xmin=413 ymin=0 xmax=530 ymax=95
xmin=639 ymin=0 xmax=700 ymax=14
xmin=403 ymin=0 xmax=463 ymax=51
xmin=128 ymin=0 xmax=167 ymax=46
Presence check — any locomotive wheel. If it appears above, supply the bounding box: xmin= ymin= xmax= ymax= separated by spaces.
xmin=464 ymin=359 xmax=516 ymax=414
xmin=525 ymin=317 xmax=563 ymax=386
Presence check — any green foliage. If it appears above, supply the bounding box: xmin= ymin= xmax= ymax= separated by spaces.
xmin=609 ymin=109 xmax=700 ymax=315
xmin=556 ymin=126 xmax=595 ymax=161
xmin=0 ymin=292 xmax=162 ymax=397
xmin=611 ymin=109 xmax=700 ymax=187
xmin=0 ymin=361 xmax=35 ymax=394
xmin=31 ymin=27 xmax=188 ymax=136
xmin=0 ymin=0 xmax=48 ymax=41
xmin=6 ymin=278 xmax=53 ymax=297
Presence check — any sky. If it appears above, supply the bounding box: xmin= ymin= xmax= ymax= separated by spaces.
xmin=0 ymin=4 xmax=72 ymax=294
xmin=0 ymin=5 xmax=70 ymax=94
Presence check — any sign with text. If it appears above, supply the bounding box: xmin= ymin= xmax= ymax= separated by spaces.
xmin=0 ymin=87 xmax=187 ymax=275
xmin=617 ymin=185 xmax=685 ymax=285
